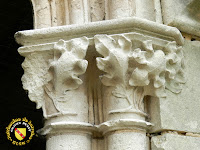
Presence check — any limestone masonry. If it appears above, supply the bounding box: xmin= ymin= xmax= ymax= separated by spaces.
xmin=15 ymin=0 xmax=200 ymax=150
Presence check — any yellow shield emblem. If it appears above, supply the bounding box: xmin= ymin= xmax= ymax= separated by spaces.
xmin=15 ymin=128 xmax=26 ymax=141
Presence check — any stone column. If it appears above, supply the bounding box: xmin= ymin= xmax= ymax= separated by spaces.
xmin=105 ymin=0 xmax=155 ymax=21
xmin=93 ymin=34 xmax=150 ymax=150
xmin=31 ymin=0 xmax=158 ymax=29
xmin=92 ymin=23 xmax=185 ymax=150
xmin=16 ymin=16 xmax=185 ymax=150
xmin=17 ymin=36 xmax=94 ymax=150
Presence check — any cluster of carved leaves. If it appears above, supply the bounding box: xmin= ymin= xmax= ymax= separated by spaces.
xmin=164 ymin=42 xmax=185 ymax=93
xmin=22 ymin=52 xmax=52 ymax=109
xmin=49 ymin=37 xmax=89 ymax=93
xmin=94 ymin=34 xmax=185 ymax=99
xmin=22 ymin=37 xmax=89 ymax=109
xmin=44 ymin=37 xmax=89 ymax=114
xmin=21 ymin=33 xmax=184 ymax=113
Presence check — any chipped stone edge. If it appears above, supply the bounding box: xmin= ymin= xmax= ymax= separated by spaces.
xmin=97 ymin=119 xmax=153 ymax=135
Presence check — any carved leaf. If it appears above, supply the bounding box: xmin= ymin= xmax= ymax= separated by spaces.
xmin=112 ymin=85 xmax=127 ymax=99
xmin=112 ymin=85 xmax=133 ymax=106
xmin=129 ymin=40 xmax=166 ymax=97
xmin=22 ymin=52 xmax=53 ymax=109
xmin=164 ymin=42 xmax=185 ymax=93
xmin=21 ymin=37 xmax=89 ymax=110
xmin=46 ymin=37 xmax=89 ymax=115
xmin=94 ymin=34 xmax=132 ymax=86
xmin=133 ymin=87 xmax=145 ymax=111
xmin=94 ymin=34 xmax=185 ymax=115
xmin=94 ymin=34 xmax=185 ymax=113
xmin=50 ymin=37 xmax=89 ymax=93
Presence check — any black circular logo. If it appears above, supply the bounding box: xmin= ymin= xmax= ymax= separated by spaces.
xmin=6 ymin=118 xmax=35 ymax=146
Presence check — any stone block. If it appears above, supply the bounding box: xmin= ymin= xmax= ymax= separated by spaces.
xmin=161 ymin=0 xmax=200 ymax=37
xmin=151 ymin=133 xmax=200 ymax=150
xmin=149 ymin=40 xmax=200 ymax=133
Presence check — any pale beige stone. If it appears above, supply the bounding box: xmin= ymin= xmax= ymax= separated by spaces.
xmin=90 ymin=0 xmax=105 ymax=22
xmin=31 ymin=0 xmax=52 ymax=29
xmin=153 ymin=0 xmax=163 ymax=24
xmin=186 ymin=133 xmax=200 ymax=138
xmin=15 ymin=17 xmax=185 ymax=150
xmin=94 ymin=33 xmax=184 ymax=122
xmin=161 ymin=0 xmax=200 ymax=37
xmin=30 ymin=0 xmax=159 ymax=29
xmin=46 ymin=133 xmax=92 ymax=150
xmin=151 ymin=133 xmax=200 ymax=150
xmin=105 ymin=131 xmax=147 ymax=150
xmin=15 ymin=17 xmax=184 ymax=46
xmin=20 ymin=37 xmax=89 ymax=121
xmin=149 ymin=40 xmax=200 ymax=134
xmin=14 ymin=0 xmax=200 ymax=149
xmin=16 ymin=17 xmax=184 ymax=120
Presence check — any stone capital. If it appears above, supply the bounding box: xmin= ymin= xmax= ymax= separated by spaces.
xmin=16 ymin=17 xmax=185 ymax=150
xmin=94 ymin=33 xmax=185 ymax=121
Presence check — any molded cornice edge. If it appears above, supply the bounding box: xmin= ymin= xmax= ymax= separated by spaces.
xmin=15 ymin=17 xmax=184 ymax=46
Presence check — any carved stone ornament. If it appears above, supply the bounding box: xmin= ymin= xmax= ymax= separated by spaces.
xmin=21 ymin=37 xmax=89 ymax=117
xmin=94 ymin=34 xmax=185 ymax=114
xmin=16 ymin=16 xmax=186 ymax=150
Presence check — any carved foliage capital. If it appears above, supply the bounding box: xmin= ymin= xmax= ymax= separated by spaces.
xmin=94 ymin=34 xmax=185 ymax=98
xmin=21 ymin=37 xmax=89 ymax=110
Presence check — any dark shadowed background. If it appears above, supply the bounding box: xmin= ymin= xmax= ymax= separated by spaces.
xmin=0 ymin=0 xmax=45 ymax=149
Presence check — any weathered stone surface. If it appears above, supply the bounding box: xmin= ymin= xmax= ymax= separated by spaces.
xmin=105 ymin=131 xmax=147 ymax=150
xmin=31 ymin=0 xmax=159 ymax=29
xmin=16 ymin=17 xmax=185 ymax=150
xmin=151 ymin=133 xmax=200 ymax=150
xmin=31 ymin=0 xmax=52 ymax=29
xmin=15 ymin=17 xmax=184 ymax=46
xmin=15 ymin=0 xmax=200 ymax=149
xmin=149 ymin=40 xmax=200 ymax=133
xmin=20 ymin=37 xmax=90 ymax=120
xmin=46 ymin=133 xmax=92 ymax=150
xmin=94 ymin=34 xmax=185 ymax=122
xmin=105 ymin=0 xmax=155 ymax=22
xmin=161 ymin=0 xmax=200 ymax=37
